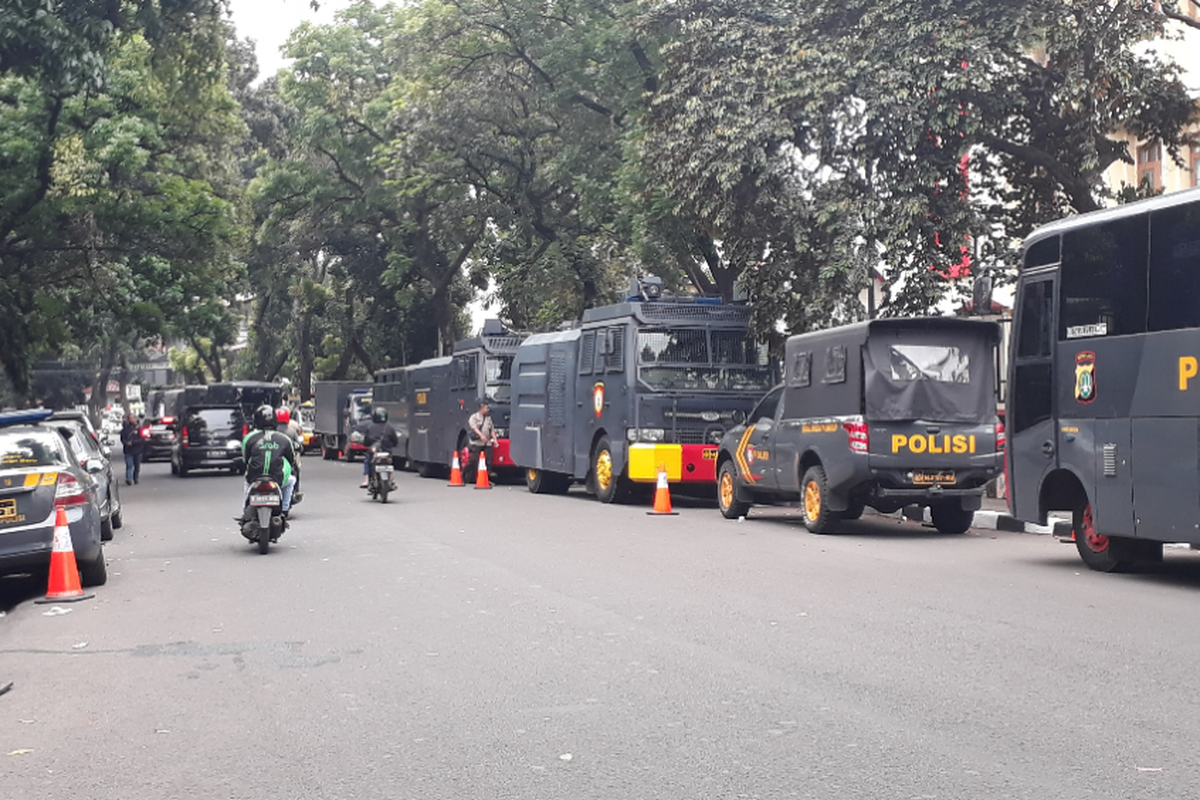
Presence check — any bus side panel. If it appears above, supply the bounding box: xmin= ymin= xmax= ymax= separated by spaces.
xmin=1133 ymin=418 xmax=1200 ymax=541
xmin=1091 ymin=419 xmax=1133 ymax=538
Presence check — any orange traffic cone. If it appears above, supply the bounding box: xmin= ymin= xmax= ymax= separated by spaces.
xmin=35 ymin=506 xmax=95 ymax=604
xmin=448 ymin=450 xmax=465 ymax=487
xmin=474 ymin=451 xmax=492 ymax=490
xmin=647 ymin=466 xmax=678 ymax=515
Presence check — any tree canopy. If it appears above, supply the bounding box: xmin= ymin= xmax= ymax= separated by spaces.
xmin=2 ymin=0 xmax=1197 ymax=404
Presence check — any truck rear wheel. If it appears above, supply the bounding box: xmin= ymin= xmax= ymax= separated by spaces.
xmin=717 ymin=461 xmax=750 ymax=519
xmin=526 ymin=468 xmax=569 ymax=495
xmin=800 ymin=465 xmax=838 ymax=534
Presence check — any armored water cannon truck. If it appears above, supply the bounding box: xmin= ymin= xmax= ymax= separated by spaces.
xmin=406 ymin=320 xmax=527 ymax=479
xmin=313 ymin=380 xmax=373 ymax=461
xmin=510 ymin=278 xmax=773 ymax=501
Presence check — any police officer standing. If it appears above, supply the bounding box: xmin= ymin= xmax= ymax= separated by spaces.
xmin=467 ymin=401 xmax=497 ymax=481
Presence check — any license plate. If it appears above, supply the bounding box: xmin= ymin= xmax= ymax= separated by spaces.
xmin=249 ymin=494 xmax=279 ymax=505
xmin=0 ymin=498 xmax=18 ymax=521
xmin=913 ymin=471 xmax=956 ymax=486
xmin=376 ymin=467 xmax=393 ymax=475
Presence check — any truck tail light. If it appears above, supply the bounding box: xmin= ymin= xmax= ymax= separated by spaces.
xmin=54 ymin=473 xmax=87 ymax=508
xmin=181 ymin=427 xmax=189 ymax=447
xmin=995 ymin=420 xmax=1005 ymax=452
xmin=843 ymin=420 xmax=869 ymax=454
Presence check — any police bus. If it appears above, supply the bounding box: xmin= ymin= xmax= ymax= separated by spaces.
xmin=1008 ymin=186 xmax=1200 ymax=571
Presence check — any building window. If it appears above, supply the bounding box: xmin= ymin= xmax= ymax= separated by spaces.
xmin=1137 ymin=141 xmax=1162 ymax=190
xmin=1192 ymin=141 xmax=1200 ymax=188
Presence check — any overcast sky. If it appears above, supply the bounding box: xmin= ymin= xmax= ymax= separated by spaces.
xmin=226 ymin=0 xmax=355 ymax=81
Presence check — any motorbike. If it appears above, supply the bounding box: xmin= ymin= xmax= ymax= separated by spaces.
xmin=241 ymin=476 xmax=285 ymax=554
xmin=367 ymin=445 xmax=396 ymax=503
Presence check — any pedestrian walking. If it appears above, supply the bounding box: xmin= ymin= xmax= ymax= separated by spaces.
xmin=120 ymin=413 xmax=145 ymax=485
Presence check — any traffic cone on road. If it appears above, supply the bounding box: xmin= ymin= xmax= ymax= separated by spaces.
xmin=647 ymin=466 xmax=678 ymax=516
xmin=448 ymin=450 xmax=465 ymax=487
xmin=474 ymin=451 xmax=492 ymax=490
xmin=34 ymin=506 xmax=95 ymax=604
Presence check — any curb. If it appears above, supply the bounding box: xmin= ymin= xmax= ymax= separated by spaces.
xmin=868 ymin=505 xmax=1071 ymax=536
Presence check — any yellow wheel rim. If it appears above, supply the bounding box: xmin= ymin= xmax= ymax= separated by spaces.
xmin=719 ymin=471 xmax=735 ymax=510
xmin=527 ymin=469 xmax=538 ymax=483
xmin=596 ymin=450 xmax=613 ymax=491
xmin=804 ymin=480 xmax=821 ymax=520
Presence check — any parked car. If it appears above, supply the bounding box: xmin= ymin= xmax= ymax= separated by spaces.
xmin=171 ymin=405 xmax=247 ymax=477
xmin=49 ymin=411 xmax=123 ymax=541
xmin=0 ymin=409 xmax=108 ymax=586
xmin=142 ymin=416 xmax=176 ymax=462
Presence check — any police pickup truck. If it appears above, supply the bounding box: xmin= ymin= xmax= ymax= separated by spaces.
xmin=715 ymin=318 xmax=1004 ymax=534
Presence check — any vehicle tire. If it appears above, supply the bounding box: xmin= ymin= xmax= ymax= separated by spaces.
xmin=379 ymin=479 xmax=390 ymax=503
xmin=170 ymin=459 xmax=178 ymax=475
xmin=800 ymin=465 xmax=839 ymax=534
xmin=417 ymin=461 xmax=438 ymax=479
xmin=526 ymin=468 xmax=550 ymax=494
xmin=80 ymin=553 xmax=108 ymax=587
xmin=1073 ymin=499 xmax=1146 ymax=572
xmin=111 ymin=508 xmax=123 ymax=530
xmin=931 ymin=504 xmax=974 ymax=534
xmin=717 ymin=460 xmax=751 ymax=519
xmin=592 ymin=436 xmax=632 ymax=504
xmin=549 ymin=473 xmax=572 ymax=494
xmin=177 ymin=462 xmax=189 ymax=477
xmin=842 ymin=499 xmax=866 ymax=521
xmin=100 ymin=516 xmax=114 ymax=542
xmin=321 ymin=439 xmax=333 ymax=460
xmin=258 ymin=524 xmax=271 ymax=554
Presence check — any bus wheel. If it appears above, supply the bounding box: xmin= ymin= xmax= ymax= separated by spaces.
xmin=717 ymin=461 xmax=750 ymax=519
xmin=800 ymin=465 xmax=838 ymax=534
xmin=932 ymin=504 xmax=974 ymax=534
xmin=1073 ymin=500 xmax=1136 ymax=573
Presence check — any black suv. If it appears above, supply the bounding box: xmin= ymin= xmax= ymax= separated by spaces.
xmin=171 ymin=406 xmax=247 ymax=477
xmin=142 ymin=416 xmax=176 ymax=462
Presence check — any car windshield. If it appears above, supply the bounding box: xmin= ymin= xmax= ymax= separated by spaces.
xmin=0 ymin=430 xmax=71 ymax=470
xmin=485 ymin=356 xmax=513 ymax=404
xmin=351 ymin=397 xmax=372 ymax=424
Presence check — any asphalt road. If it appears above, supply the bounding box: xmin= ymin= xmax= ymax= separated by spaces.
xmin=4 ymin=456 xmax=1200 ymax=799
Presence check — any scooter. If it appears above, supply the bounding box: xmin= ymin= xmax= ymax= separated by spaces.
xmin=367 ymin=446 xmax=396 ymax=504
xmin=241 ymin=476 xmax=285 ymax=554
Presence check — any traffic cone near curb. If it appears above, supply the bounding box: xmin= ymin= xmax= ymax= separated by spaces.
xmin=448 ymin=450 xmax=465 ymax=487
xmin=35 ymin=506 xmax=95 ymax=604
xmin=647 ymin=466 xmax=678 ymax=516
xmin=474 ymin=451 xmax=492 ymax=490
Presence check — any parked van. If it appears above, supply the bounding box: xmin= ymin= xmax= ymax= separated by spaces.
xmin=715 ymin=318 xmax=1004 ymax=533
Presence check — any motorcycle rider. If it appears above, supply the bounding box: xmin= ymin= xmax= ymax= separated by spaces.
xmin=242 ymin=404 xmax=299 ymax=524
xmin=275 ymin=406 xmax=302 ymax=512
xmin=355 ymin=405 xmax=399 ymax=489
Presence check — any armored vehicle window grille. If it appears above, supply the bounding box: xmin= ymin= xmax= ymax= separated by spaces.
xmin=482 ymin=335 xmax=524 ymax=353
xmin=638 ymin=329 xmax=707 ymax=363
xmin=639 ymin=304 xmax=751 ymax=323
xmin=580 ymin=332 xmax=596 ymax=375
xmin=549 ymin=352 xmax=567 ymax=427
xmin=789 ymin=351 xmax=812 ymax=387
xmin=452 ymin=355 xmax=477 ymax=391
xmin=606 ymin=328 xmax=624 ymax=373
xmin=668 ymin=429 xmax=720 ymax=445
xmin=823 ymin=346 xmax=847 ymax=384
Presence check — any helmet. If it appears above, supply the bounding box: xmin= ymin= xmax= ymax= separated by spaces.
xmin=276 ymin=407 xmax=291 ymax=425
xmin=371 ymin=406 xmax=388 ymax=424
xmin=253 ymin=405 xmax=277 ymax=430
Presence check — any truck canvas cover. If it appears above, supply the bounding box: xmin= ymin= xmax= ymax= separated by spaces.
xmin=862 ymin=321 xmax=997 ymax=424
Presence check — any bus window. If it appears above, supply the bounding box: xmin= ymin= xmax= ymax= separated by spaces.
xmin=1016 ymin=281 xmax=1053 ymax=359
xmin=1024 ymin=236 xmax=1060 ymax=269
xmin=1060 ymin=217 xmax=1148 ymax=339
xmin=1148 ymin=202 xmax=1200 ymax=331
